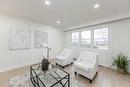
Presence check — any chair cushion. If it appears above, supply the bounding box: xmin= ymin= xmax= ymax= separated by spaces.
xmin=75 ymin=62 xmax=91 ymax=72
xmin=56 ymin=55 xmax=67 ymax=61
xmin=79 ymin=51 xmax=97 ymax=64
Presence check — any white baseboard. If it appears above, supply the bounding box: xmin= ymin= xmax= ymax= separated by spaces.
xmin=0 ymin=61 xmax=39 ymax=73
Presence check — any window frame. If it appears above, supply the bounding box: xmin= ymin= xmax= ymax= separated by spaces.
xmin=80 ymin=28 xmax=93 ymax=48
xmin=71 ymin=31 xmax=80 ymax=47
xmin=93 ymin=26 xmax=109 ymax=50
xmin=70 ymin=25 xmax=112 ymax=52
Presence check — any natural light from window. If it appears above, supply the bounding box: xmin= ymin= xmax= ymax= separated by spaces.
xmin=81 ymin=30 xmax=91 ymax=48
xmin=71 ymin=26 xmax=109 ymax=50
xmin=71 ymin=32 xmax=79 ymax=47
xmin=94 ymin=27 xmax=109 ymax=49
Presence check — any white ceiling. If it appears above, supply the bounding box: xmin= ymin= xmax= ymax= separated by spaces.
xmin=0 ymin=0 xmax=130 ymax=29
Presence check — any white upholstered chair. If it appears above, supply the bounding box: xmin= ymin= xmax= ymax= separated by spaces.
xmin=55 ymin=48 xmax=74 ymax=69
xmin=74 ymin=51 xmax=98 ymax=82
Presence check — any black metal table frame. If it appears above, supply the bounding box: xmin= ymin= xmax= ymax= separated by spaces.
xmin=30 ymin=67 xmax=70 ymax=87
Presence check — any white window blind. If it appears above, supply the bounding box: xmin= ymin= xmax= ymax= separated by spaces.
xmin=94 ymin=27 xmax=109 ymax=49
xmin=71 ymin=32 xmax=79 ymax=47
xmin=70 ymin=26 xmax=109 ymax=50
xmin=81 ymin=30 xmax=91 ymax=48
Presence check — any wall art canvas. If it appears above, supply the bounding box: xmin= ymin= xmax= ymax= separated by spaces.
xmin=10 ymin=27 xmax=31 ymax=50
xmin=35 ymin=31 xmax=48 ymax=48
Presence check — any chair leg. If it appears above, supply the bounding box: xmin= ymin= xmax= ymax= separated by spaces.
xmin=89 ymin=72 xmax=98 ymax=83
xmin=96 ymin=72 xmax=98 ymax=75
xmin=90 ymin=79 xmax=92 ymax=83
xmin=74 ymin=72 xmax=77 ymax=75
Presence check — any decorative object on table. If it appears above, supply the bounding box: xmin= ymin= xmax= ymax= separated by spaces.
xmin=48 ymin=63 xmax=53 ymax=70
xmin=41 ymin=42 xmax=51 ymax=59
xmin=9 ymin=27 xmax=31 ymax=50
xmin=42 ymin=58 xmax=49 ymax=71
xmin=112 ymin=53 xmax=130 ymax=74
xmin=35 ymin=31 xmax=48 ymax=48
xmin=37 ymin=63 xmax=54 ymax=76
xmin=41 ymin=42 xmax=51 ymax=72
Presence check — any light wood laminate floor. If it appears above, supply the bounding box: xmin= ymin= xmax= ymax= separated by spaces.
xmin=0 ymin=63 xmax=130 ymax=87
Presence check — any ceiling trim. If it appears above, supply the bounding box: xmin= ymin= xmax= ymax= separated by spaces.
xmin=64 ymin=12 xmax=130 ymax=31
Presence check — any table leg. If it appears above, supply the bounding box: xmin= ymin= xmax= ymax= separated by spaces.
xmin=68 ymin=74 xmax=70 ymax=87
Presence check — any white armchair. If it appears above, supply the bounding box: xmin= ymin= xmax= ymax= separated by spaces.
xmin=74 ymin=51 xmax=98 ymax=82
xmin=55 ymin=48 xmax=74 ymax=69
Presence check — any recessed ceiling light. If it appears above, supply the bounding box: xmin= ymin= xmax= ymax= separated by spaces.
xmin=57 ymin=21 xmax=61 ymax=24
xmin=94 ymin=4 xmax=100 ymax=8
xmin=45 ymin=0 xmax=50 ymax=6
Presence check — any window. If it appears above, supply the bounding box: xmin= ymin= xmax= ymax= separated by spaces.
xmin=71 ymin=32 xmax=79 ymax=47
xmin=81 ymin=30 xmax=91 ymax=48
xmin=70 ymin=26 xmax=110 ymax=50
xmin=94 ymin=27 xmax=109 ymax=49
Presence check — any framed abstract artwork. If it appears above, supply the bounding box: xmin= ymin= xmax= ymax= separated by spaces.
xmin=10 ymin=27 xmax=31 ymax=50
xmin=34 ymin=31 xmax=48 ymax=48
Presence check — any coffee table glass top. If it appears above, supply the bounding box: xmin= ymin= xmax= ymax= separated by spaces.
xmin=30 ymin=64 xmax=70 ymax=87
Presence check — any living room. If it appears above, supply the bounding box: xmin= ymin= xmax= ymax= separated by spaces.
xmin=0 ymin=0 xmax=130 ymax=87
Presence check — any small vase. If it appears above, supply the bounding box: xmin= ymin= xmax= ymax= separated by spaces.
xmin=42 ymin=59 xmax=49 ymax=71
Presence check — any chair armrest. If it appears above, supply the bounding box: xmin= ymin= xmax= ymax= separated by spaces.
xmin=89 ymin=56 xmax=98 ymax=73
xmin=90 ymin=60 xmax=97 ymax=68
xmin=74 ymin=59 xmax=81 ymax=64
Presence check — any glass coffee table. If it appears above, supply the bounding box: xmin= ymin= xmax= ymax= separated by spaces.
xmin=30 ymin=63 xmax=70 ymax=87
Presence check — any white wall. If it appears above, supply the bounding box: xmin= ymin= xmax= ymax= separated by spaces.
xmin=0 ymin=14 xmax=64 ymax=72
xmin=65 ymin=18 xmax=130 ymax=72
